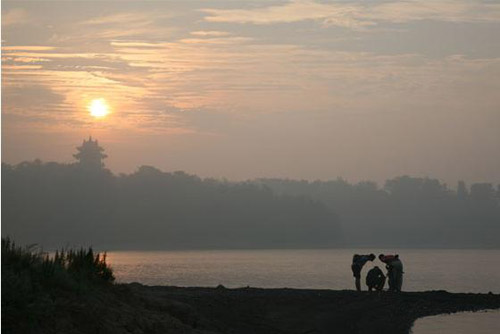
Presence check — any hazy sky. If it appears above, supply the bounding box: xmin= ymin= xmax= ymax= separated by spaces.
xmin=2 ymin=0 xmax=500 ymax=185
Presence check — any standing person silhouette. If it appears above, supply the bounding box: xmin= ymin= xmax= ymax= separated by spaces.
xmin=351 ymin=253 xmax=376 ymax=291
xmin=379 ymin=254 xmax=404 ymax=292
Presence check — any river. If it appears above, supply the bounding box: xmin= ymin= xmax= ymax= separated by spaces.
xmin=107 ymin=248 xmax=500 ymax=333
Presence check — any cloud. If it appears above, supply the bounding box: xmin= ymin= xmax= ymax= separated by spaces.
xmin=179 ymin=36 xmax=253 ymax=45
xmin=202 ymin=1 xmax=364 ymax=27
xmin=1 ymin=84 xmax=66 ymax=116
xmin=366 ymin=1 xmax=500 ymax=24
xmin=190 ymin=31 xmax=231 ymax=37
xmin=2 ymin=46 xmax=56 ymax=51
xmin=81 ymin=12 xmax=156 ymax=26
xmin=201 ymin=0 xmax=500 ymax=28
xmin=2 ymin=1 xmax=500 ymax=134
xmin=76 ymin=11 xmax=177 ymax=42
xmin=2 ymin=8 xmax=29 ymax=26
xmin=4 ymin=32 xmax=500 ymax=131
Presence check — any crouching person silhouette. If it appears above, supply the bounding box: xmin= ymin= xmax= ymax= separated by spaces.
xmin=366 ymin=266 xmax=386 ymax=291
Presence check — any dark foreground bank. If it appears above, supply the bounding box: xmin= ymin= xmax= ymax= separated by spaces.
xmin=2 ymin=240 xmax=499 ymax=334
xmin=5 ymin=282 xmax=500 ymax=334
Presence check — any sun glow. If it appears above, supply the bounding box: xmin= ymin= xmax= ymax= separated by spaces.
xmin=88 ymin=98 xmax=110 ymax=118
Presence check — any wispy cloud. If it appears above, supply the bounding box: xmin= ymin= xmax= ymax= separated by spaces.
xmin=179 ymin=36 xmax=253 ymax=45
xmin=2 ymin=46 xmax=56 ymax=51
xmin=202 ymin=0 xmax=500 ymax=28
xmin=202 ymin=1 xmax=364 ymax=27
xmin=2 ymin=1 xmax=500 ymax=132
xmin=81 ymin=12 xmax=159 ymax=26
xmin=2 ymin=8 xmax=29 ymax=26
xmin=366 ymin=1 xmax=500 ymax=24
xmin=190 ymin=31 xmax=231 ymax=37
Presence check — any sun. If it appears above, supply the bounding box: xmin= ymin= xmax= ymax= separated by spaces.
xmin=88 ymin=98 xmax=110 ymax=118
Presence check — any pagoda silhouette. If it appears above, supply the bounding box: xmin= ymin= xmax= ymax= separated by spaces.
xmin=74 ymin=136 xmax=107 ymax=170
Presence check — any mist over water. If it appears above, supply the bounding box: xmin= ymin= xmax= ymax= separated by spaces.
xmin=107 ymin=249 xmax=500 ymax=293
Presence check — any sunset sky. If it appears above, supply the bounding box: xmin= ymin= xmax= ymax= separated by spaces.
xmin=2 ymin=0 xmax=500 ymax=184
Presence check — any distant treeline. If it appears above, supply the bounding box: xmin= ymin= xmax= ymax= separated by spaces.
xmin=2 ymin=161 xmax=339 ymax=249
xmin=2 ymin=161 xmax=500 ymax=249
xmin=258 ymin=177 xmax=500 ymax=248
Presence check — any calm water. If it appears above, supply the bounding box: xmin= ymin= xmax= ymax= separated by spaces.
xmin=107 ymin=249 xmax=500 ymax=293
xmin=107 ymin=249 xmax=500 ymax=333
xmin=411 ymin=310 xmax=500 ymax=334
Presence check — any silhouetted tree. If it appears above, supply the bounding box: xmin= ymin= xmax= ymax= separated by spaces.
xmin=259 ymin=175 xmax=500 ymax=248
xmin=470 ymin=183 xmax=495 ymax=202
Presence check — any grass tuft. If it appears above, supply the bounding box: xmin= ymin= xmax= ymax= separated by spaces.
xmin=2 ymin=237 xmax=114 ymax=285
xmin=1 ymin=237 xmax=115 ymax=331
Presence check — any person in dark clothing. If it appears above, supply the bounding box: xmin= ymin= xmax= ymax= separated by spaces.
xmin=351 ymin=253 xmax=376 ymax=291
xmin=379 ymin=254 xmax=404 ymax=292
xmin=366 ymin=266 xmax=386 ymax=291
xmin=385 ymin=264 xmax=394 ymax=291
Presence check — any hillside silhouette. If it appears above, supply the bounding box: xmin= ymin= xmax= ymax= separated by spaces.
xmin=2 ymin=138 xmax=499 ymax=249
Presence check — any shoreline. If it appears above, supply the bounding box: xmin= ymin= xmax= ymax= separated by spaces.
xmin=4 ymin=279 xmax=500 ymax=334
xmin=119 ymin=284 xmax=500 ymax=334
